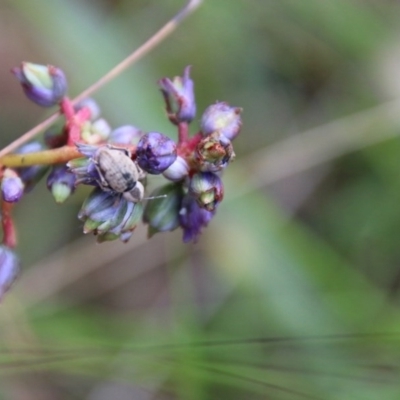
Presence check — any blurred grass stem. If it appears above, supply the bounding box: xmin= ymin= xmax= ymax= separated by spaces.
xmin=228 ymin=98 xmax=400 ymax=199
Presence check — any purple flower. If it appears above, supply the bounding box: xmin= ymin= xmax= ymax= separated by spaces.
xmin=0 ymin=245 xmax=20 ymax=301
xmin=46 ymin=165 xmax=76 ymax=203
xmin=136 ymin=132 xmax=177 ymax=174
xmin=78 ymin=187 xmax=143 ymax=242
xmin=201 ymin=102 xmax=242 ymax=140
xmin=158 ymin=66 xmax=196 ymax=124
xmin=1 ymin=169 xmax=24 ymax=203
xmin=189 ymin=172 xmax=224 ymax=212
xmin=108 ymin=125 xmax=143 ymax=145
xmin=11 ymin=62 xmax=67 ymax=107
xmin=179 ymin=195 xmax=215 ymax=243
xmin=67 ymin=143 xmax=101 ymax=187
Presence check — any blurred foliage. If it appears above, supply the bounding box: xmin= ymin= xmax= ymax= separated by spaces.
xmin=1 ymin=0 xmax=400 ymax=398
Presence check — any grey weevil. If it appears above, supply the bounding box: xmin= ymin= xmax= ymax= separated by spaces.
xmin=93 ymin=144 xmax=146 ymax=203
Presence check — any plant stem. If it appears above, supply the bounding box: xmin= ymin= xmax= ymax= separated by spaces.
xmin=1 ymin=201 xmax=16 ymax=248
xmin=178 ymin=122 xmax=189 ymax=144
xmin=0 ymin=146 xmax=82 ymax=168
xmin=0 ymin=0 xmax=203 ymax=159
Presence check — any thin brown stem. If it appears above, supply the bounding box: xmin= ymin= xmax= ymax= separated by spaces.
xmin=0 ymin=0 xmax=203 ymax=159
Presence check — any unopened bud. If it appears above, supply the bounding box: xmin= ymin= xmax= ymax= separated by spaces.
xmin=78 ymin=188 xmax=143 ymax=243
xmin=195 ymin=131 xmax=235 ymax=172
xmin=189 ymin=172 xmax=224 ymax=212
xmin=12 ymin=62 xmax=67 ymax=107
xmin=158 ymin=66 xmax=196 ymax=124
xmin=0 ymin=245 xmax=20 ymax=301
xmin=109 ymin=125 xmax=143 ymax=145
xmin=46 ymin=165 xmax=76 ymax=203
xmin=136 ymin=132 xmax=177 ymax=174
xmin=143 ymin=183 xmax=183 ymax=237
xmin=1 ymin=169 xmax=24 ymax=203
xmin=201 ymin=102 xmax=242 ymax=140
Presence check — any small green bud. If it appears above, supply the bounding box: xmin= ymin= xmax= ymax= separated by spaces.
xmin=143 ymin=183 xmax=184 ymax=237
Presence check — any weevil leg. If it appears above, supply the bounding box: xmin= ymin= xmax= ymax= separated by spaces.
xmin=106 ymin=143 xmax=131 ymax=158
xmin=92 ymin=159 xmax=111 ymax=191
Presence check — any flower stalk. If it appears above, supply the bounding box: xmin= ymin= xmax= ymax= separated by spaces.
xmin=0 ymin=146 xmax=83 ymax=168
xmin=1 ymin=201 xmax=16 ymax=248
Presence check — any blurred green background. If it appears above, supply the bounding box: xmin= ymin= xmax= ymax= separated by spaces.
xmin=1 ymin=0 xmax=400 ymax=398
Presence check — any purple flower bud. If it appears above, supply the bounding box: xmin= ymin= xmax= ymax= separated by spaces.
xmin=46 ymin=165 xmax=76 ymax=203
xmin=179 ymin=194 xmax=215 ymax=243
xmin=158 ymin=66 xmax=196 ymax=124
xmin=195 ymin=131 xmax=235 ymax=172
xmin=136 ymin=132 xmax=177 ymax=174
xmin=15 ymin=142 xmax=48 ymax=192
xmin=74 ymin=143 xmax=98 ymax=158
xmin=0 ymin=245 xmax=20 ymax=301
xmin=68 ymin=143 xmax=101 ymax=187
xmin=78 ymin=188 xmax=115 ymax=220
xmin=67 ymin=154 xmax=100 ymax=187
xmin=1 ymin=169 xmax=24 ymax=203
xmin=74 ymin=98 xmax=101 ymax=121
xmin=201 ymin=102 xmax=242 ymax=140
xmin=78 ymin=188 xmax=143 ymax=242
xmin=108 ymin=125 xmax=143 ymax=145
xmin=162 ymin=156 xmax=189 ymax=182
xmin=143 ymin=183 xmax=184 ymax=237
xmin=189 ymin=172 xmax=224 ymax=212
xmin=11 ymin=62 xmax=67 ymax=107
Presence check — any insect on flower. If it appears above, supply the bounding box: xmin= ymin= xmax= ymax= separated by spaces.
xmin=92 ymin=144 xmax=146 ymax=204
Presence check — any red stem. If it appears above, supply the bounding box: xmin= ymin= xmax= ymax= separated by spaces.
xmin=1 ymin=201 xmax=16 ymax=248
xmin=60 ymin=97 xmax=75 ymax=120
xmin=60 ymin=97 xmax=93 ymax=146
xmin=178 ymin=122 xmax=189 ymax=144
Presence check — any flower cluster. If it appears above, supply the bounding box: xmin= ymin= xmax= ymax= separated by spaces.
xmin=0 ymin=62 xmax=242 ymax=300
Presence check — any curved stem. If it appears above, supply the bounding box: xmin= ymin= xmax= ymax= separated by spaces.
xmin=0 ymin=0 xmax=203 ymax=159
